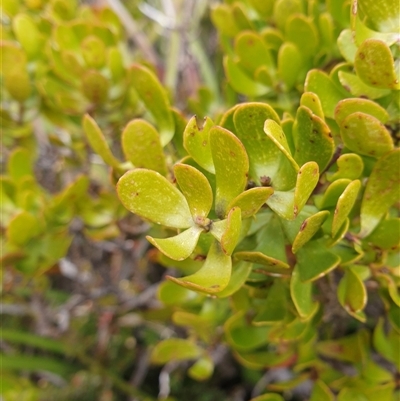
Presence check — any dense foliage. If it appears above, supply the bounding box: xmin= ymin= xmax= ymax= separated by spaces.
xmin=1 ymin=0 xmax=399 ymax=400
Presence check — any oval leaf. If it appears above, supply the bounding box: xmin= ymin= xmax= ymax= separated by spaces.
xmin=151 ymin=338 xmax=202 ymax=364
xmin=117 ymin=169 xmax=192 ymax=228
xmin=328 ymin=153 xmax=364 ymax=181
xmin=338 ymin=267 xmax=367 ymax=314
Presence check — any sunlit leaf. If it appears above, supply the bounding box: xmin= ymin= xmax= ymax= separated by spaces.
xmin=365 ymin=218 xmax=400 ymax=250
xmin=188 ymin=355 xmax=214 ymax=381
xmin=332 ymin=179 xmax=361 ymax=237
xmin=122 ymin=119 xmax=167 ymax=175
xmin=174 ymin=163 xmax=213 ymax=220
xmin=360 ymin=149 xmax=400 ymax=237
xmin=147 ymin=226 xmax=203 ymax=261
xmin=338 ymin=266 xmax=367 ymax=317
xmin=210 ymin=4 xmax=239 ymax=37
xmin=300 ymin=92 xmax=324 ymax=119
xmin=130 ymin=64 xmax=175 ymax=145
xmin=83 ymin=114 xmax=121 ymax=168
xmin=337 ymin=29 xmax=358 ymax=63
xmin=183 ymin=116 xmax=215 ymax=173
xmin=12 ymin=14 xmax=42 ymax=58
xmin=310 ymin=380 xmax=334 ymax=401
xmin=210 ymin=126 xmax=249 ymax=218
xmin=273 ymin=0 xmax=303 ymax=30
xmin=220 ymin=207 xmax=242 ymax=255
xmin=328 ymin=153 xmax=364 ymax=181
xmin=7 ymin=211 xmax=41 ymax=246
xmin=357 ymin=0 xmax=400 ymax=33
xmin=157 ymin=281 xmax=198 ymax=306
xmin=277 ymin=42 xmax=303 ymax=90
xmin=117 ymin=169 xmax=193 ymax=229
xmin=217 ymin=261 xmax=252 ymax=298
xmin=167 ymin=240 xmax=232 ymax=294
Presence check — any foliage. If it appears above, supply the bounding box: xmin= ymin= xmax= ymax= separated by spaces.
xmin=1 ymin=0 xmax=399 ymax=400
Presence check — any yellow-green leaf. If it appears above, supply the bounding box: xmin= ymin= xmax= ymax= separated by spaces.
xmin=151 ymin=338 xmax=202 ymax=364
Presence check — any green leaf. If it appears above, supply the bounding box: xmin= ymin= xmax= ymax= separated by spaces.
xmin=7 ymin=148 xmax=33 ymax=181
xmin=227 ymin=187 xmax=274 ymax=219
xmin=235 ymin=252 xmax=290 ymax=276
xmin=293 ymin=106 xmax=335 ymax=172
xmin=5 ymin=70 xmax=31 ymax=102
xmin=81 ymin=70 xmax=109 ymax=104
xmin=174 ymin=163 xmax=213 ymax=220
xmin=305 ymin=70 xmax=348 ymax=118
xmin=151 ymin=338 xmax=202 ymax=364
xmin=12 ymin=14 xmax=42 ymax=58
xmin=261 ymin=28 xmax=284 ymax=51
xmin=373 ymin=318 xmax=400 ymax=369
xmin=0 ymin=42 xmax=27 ymax=76
xmin=310 ymin=380 xmax=334 ymax=401
xmin=147 ymin=226 xmax=203 ymax=261
xmin=300 ymin=92 xmax=324 ymax=120
xmin=188 ymin=355 xmax=214 ymax=381
xmin=337 ymin=29 xmax=358 ymax=63
xmin=210 ymin=4 xmax=239 ymax=37
xmin=167 ymin=240 xmax=232 ymax=294
xmin=291 ymin=264 xmax=318 ymax=320
xmin=83 ymin=114 xmax=121 ymax=168
xmin=122 ymin=119 xmax=167 ymax=176
xmin=210 ymin=126 xmax=249 ymax=218
xmin=273 ymin=0 xmax=303 ymax=30
xmin=332 ymin=180 xmax=361 ymax=237
xmin=292 ymin=211 xmax=330 ymax=253
xmin=157 ymin=281 xmax=198 ymax=305
xmin=318 ymin=179 xmax=352 ymax=209
xmin=357 ymin=0 xmax=400 ymax=33
xmin=234 ymin=31 xmax=274 ymax=75
xmin=337 ymin=388 xmax=368 ymax=401
xmin=183 ymin=116 xmax=215 ymax=173
xmin=278 ymin=42 xmax=303 ymax=90
xmin=360 ymin=149 xmax=400 ymax=237
xmin=365 ymin=218 xmax=400 ymax=250
xmin=220 ymin=207 xmax=242 ymax=255
xmin=338 ymin=266 xmax=367 ymax=315
xmin=296 ymin=240 xmax=341 ymax=282
xmin=217 ymin=261 xmax=252 ymax=298
xmin=232 ymin=3 xmax=253 ymax=30
xmin=248 ymin=0 xmax=275 ymax=18
xmin=328 ymin=153 xmax=364 ymax=181
xmin=117 ymin=169 xmax=193 ymax=229
xmin=224 ymin=56 xmax=271 ymax=97
xmin=340 ymin=112 xmax=393 ymax=158
xmin=338 ymin=71 xmax=391 ymax=99
xmin=130 ymin=64 xmax=174 ymax=146
xmin=285 ymin=15 xmax=319 ymax=59
xmin=7 ymin=212 xmax=41 ymax=246
xmin=267 ymin=162 xmax=319 ymax=220
xmin=335 ymin=98 xmax=389 ymax=126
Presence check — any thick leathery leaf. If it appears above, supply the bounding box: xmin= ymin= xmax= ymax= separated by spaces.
xmin=117 ymin=169 xmax=192 ymax=229
xmin=83 ymin=114 xmax=120 ymax=168
xmin=293 ymin=106 xmax=334 ymax=172
xmin=338 ymin=267 xmax=367 ymax=314
xmin=151 ymin=338 xmax=202 ymax=364
xmin=5 ymin=70 xmax=31 ymax=102
xmin=318 ymin=179 xmax=352 ymax=209
xmin=291 ymin=265 xmax=318 ymax=321
xmin=224 ymin=56 xmax=270 ymax=97
xmin=292 ymin=211 xmax=330 ymax=253
xmin=360 ymin=149 xmax=400 ymax=237
xmin=273 ymin=0 xmax=303 ymax=30
xmin=227 ymin=187 xmax=274 ymax=219
xmin=304 ymin=70 xmax=347 ymax=118
xmin=235 ymin=31 xmax=274 ymax=74
xmin=130 ymin=64 xmax=174 ymax=145
xmin=174 ymin=163 xmax=213 ymax=220
xmin=217 ymin=261 xmax=252 ymax=298
xmin=147 ymin=226 xmax=203 ymax=261
xmin=12 ymin=13 xmax=42 ymax=58
xmin=81 ymin=35 xmax=106 ymax=69
xmin=250 ymin=394 xmax=285 ymax=401
xmin=286 ymin=15 xmax=319 ymax=59
xmin=335 ymin=98 xmax=389 ymax=126
xmin=337 ymin=29 xmax=358 ymax=63
xmin=357 ymin=0 xmax=400 ymax=33
xmin=1 ymin=42 xmax=27 ymax=76
xmin=7 ymin=212 xmax=41 ymax=246
xmin=167 ymin=240 xmax=232 ymax=294
xmin=234 ymin=104 xmax=297 ymax=191
xmin=7 ymin=148 xmax=33 ymax=181
xmin=267 ymin=162 xmax=319 ymax=220
xmin=210 ymin=126 xmax=249 ymax=218
xmin=300 ymin=92 xmax=324 ymax=119
xmin=340 ymin=112 xmax=393 ymax=157
xmin=278 ymin=42 xmax=303 ymax=90
xmin=122 ymin=119 xmax=167 ymax=175
xmin=188 ymin=355 xmax=214 ymax=381
xmin=310 ymin=381 xmax=334 ymax=401
xmin=297 ymin=240 xmax=341 ymax=282
xmin=338 ymin=71 xmax=390 ymax=99
xmin=235 ymin=252 xmax=290 ymax=275
xmin=234 ymin=348 xmax=295 ymax=369
xmin=232 ymin=3 xmax=253 ymax=30
xmin=337 ymin=389 xmax=368 ymax=401
xmin=365 ymin=218 xmax=400 ymax=250
xmin=328 ymin=153 xmax=364 ymax=181
xmin=332 ymin=180 xmax=360 ymax=236
xmin=220 ymin=207 xmax=242 ymax=255
xmin=183 ymin=116 xmax=215 ymax=173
